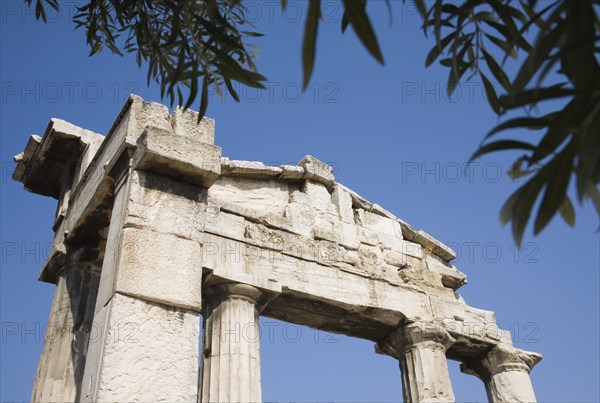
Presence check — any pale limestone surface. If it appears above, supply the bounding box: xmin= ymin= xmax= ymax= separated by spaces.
xmin=82 ymin=293 xmax=199 ymax=402
xmin=13 ymin=95 xmax=542 ymax=403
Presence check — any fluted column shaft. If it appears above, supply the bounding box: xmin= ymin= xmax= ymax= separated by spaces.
xmin=461 ymin=345 xmax=541 ymax=403
xmin=32 ymin=264 xmax=100 ymax=402
xmin=379 ymin=321 xmax=455 ymax=402
xmin=200 ymin=283 xmax=264 ymax=403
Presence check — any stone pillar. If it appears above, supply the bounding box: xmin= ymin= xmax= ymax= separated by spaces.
xmin=200 ymin=283 xmax=265 ymax=403
xmin=378 ymin=321 xmax=456 ymax=402
xmin=461 ymin=345 xmax=541 ymax=403
xmin=80 ymin=169 xmax=205 ymax=402
xmin=32 ymin=263 xmax=100 ymax=402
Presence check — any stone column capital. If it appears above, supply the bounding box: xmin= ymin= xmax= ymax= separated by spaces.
xmin=461 ymin=345 xmax=542 ymax=381
xmin=378 ymin=320 xmax=455 ymax=358
xmin=204 ymin=282 xmax=263 ymax=304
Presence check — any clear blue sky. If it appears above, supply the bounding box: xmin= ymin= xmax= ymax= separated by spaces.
xmin=1 ymin=1 xmax=598 ymax=402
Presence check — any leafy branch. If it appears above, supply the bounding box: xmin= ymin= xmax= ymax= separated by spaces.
xmin=25 ymin=0 xmax=600 ymax=246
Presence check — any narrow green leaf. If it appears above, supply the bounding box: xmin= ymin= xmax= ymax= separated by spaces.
xmin=425 ymin=32 xmax=455 ymax=67
xmin=447 ymin=42 xmax=471 ymax=96
xmin=413 ymin=0 xmax=428 ymax=19
xmin=302 ymin=0 xmax=321 ymax=90
xmin=500 ymin=168 xmax=550 ymax=246
xmin=480 ymin=73 xmax=501 ymax=114
xmin=485 ymin=33 xmax=517 ymax=59
xmin=35 ymin=0 xmax=47 ymax=23
xmin=197 ymin=80 xmax=209 ymax=122
xmin=342 ymin=0 xmax=384 ymax=64
xmin=341 ymin=10 xmax=350 ymax=33
xmin=185 ymin=77 xmax=198 ymax=110
xmin=482 ymin=49 xmax=511 ymax=91
xmin=486 ymin=116 xmax=552 ymax=139
xmin=470 ymin=139 xmax=537 ymax=162
xmin=473 ymin=11 xmax=497 ymax=23
xmin=224 ymin=78 xmax=240 ymax=102
xmin=558 ymin=196 xmax=576 ymax=227
xmin=499 ymin=84 xmax=573 ymax=110
xmin=534 ymin=142 xmax=576 ymax=234
xmin=511 ymin=21 xmax=563 ymax=93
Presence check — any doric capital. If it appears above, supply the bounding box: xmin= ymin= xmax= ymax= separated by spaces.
xmin=204 ymin=282 xmax=264 ymax=305
xmin=461 ymin=345 xmax=542 ymax=381
xmin=377 ymin=321 xmax=455 ymax=358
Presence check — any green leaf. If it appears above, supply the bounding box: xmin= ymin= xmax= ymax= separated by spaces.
xmin=511 ymin=20 xmax=563 ymax=93
xmin=558 ymin=196 xmax=576 ymax=227
xmin=197 ymin=80 xmax=209 ymax=122
xmin=224 ymin=78 xmax=240 ymax=102
xmin=481 ymin=49 xmax=511 ymax=91
xmin=473 ymin=11 xmax=497 ymax=23
xmin=486 ymin=116 xmax=552 ymax=139
xmin=484 ymin=33 xmax=517 ymax=59
xmin=480 ymin=72 xmax=501 ymax=114
xmin=500 ymin=167 xmax=550 ymax=246
xmin=342 ymin=0 xmax=384 ymax=64
xmin=534 ymin=142 xmax=576 ymax=234
xmin=341 ymin=11 xmax=350 ymax=33
xmin=35 ymin=0 xmax=47 ymax=23
xmin=413 ymin=0 xmax=428 ymax=20
xmin=302 ymin=0 xmax=321 ymax=90
xmin=184 ymin=76 xmax=198 ymax=110
xmin=447 ymin=41 xmax=471 ymax=96
xmin=508 ymin=159 xmax=536 ymax=180
xmin=425 ymin=32 xmax=455 ymax=67
xmin=499 ymin=84 xmax=573 ymax=110
xmin=470 ymin=139 xmax=537 ymax=162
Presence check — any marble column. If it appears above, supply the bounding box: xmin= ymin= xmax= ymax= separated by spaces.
xmin=32 ymin=263 xmax=100 ymax=402
xmin=378 ymin=321 xmax=456 ymax=402
xmin=200 ymin=283 xmax=265 ymax=403
xmin=461 ymin=345 xmax=541 ymax=402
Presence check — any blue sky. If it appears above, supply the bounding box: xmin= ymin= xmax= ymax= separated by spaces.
xmin=1 ymin=1 xmax=599 ymax=402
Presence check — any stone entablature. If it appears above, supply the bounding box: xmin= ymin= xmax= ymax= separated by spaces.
xmin=14 ymin=95 xmax=541 ymax=402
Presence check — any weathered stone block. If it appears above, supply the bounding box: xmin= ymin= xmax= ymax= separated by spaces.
xmin=425 ymin=253 xmax=467 ymax=290
xmin=244 ymin=223 xmax=286 ymax=251
xmin=284 ymin=202 xmax=315 ymax=227
xmin=171 ymin=106 xmax=215 ymax=143
xmin=302 ymin=180 xmax=334 ymax=212
xmin=82 ymin=293 xmax=199 ymax=402
xmin=331 ymin=184 xmax=354 ymax=223
xmin=209 ymin=176 xmax=290 ymax=216
xmin=133 ymin=126 xmax=221 ymax=187
xmin=298 ymin=155 xmax=335 ymax=186
xmin=125 ymin=95 xmax=172 ymax=140
xmin=355 ymin=209 xmax=403 ymax=239
xmin=205 ymin=206 xmax=248 ymax=241
xmin=126 ymin=170 xmax=206 ymax=241
xmin=414 ymin=229 xmax=456 ymax=261
xmin=221 ymin=158 xmax=282 ymax=179
xmin=278 ymin=164 xmax=304 ymax=181
xmin=115 ymin=227 xmax=203 ymax=311
xmin=313 ymin=214 xmax=361 ymax=250
xmin=384 ymin=250 xmax=425 ymax=271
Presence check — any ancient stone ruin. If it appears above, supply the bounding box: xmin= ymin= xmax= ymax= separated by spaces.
xmin=14 ymin=95 xmax=541 ymax=402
